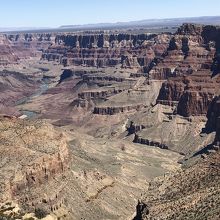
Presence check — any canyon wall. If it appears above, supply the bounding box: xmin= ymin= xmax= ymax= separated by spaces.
xmin=41 ymin=24 xmax=220 ymax=118
xmin=155 ymin=24 xmax=220 ymax=117
xmin=93 ymin=103 xmax=146 ymax=115
xmin=205 ymin=95 xmax=220 ymax=144
xmin=0 ymin=33 xmax=55 ymax=65
xmin=2 ymin=23 xmax=220 ymax=119
xmin=42 ymin=33 xmax=171 ymax=70
xmin=0 ymin=35 xmax=19 ymax=65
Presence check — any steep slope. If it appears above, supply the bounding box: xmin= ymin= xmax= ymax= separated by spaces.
xmin=134 ymin=150 xmax=220 ymax=220
xmin=155 ymin=23 xmax=220 ymax=117
xmin=0 ymin=35 xmax=19 ymax=65
xmin=0 ymin=117 xmax=70 ymax=218
xmin=0 ymin=70 xmax=40 ymax=116
xmin=133 ymin=91 xmax=220 ymax=220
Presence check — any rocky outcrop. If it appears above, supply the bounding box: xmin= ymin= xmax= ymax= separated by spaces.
xmin=0 ymin=117 xmax=69 ymax=213
xmin=71 ymin=88 xmax=124 ymax=110
xmin=58 ymin=69 xmax=75 ymax=83
xmin=93 ymin=103 xmax=146 ymax=115
xmin=177 ymin=90 xmax=214 ymax=117
xmin=78 ymin=88 xmax=123 ymax=100
xmin=83 ymin=74 xmax=127 ymax=83
xmin=154 ymin=24 xmax=220 ymax=117
xmin=205 ymin=95 xmax=220 ymax=145
xmin=157 ymin=77 xmax=185 ymax=106
xmin=134 ymin=134 xmax=169 ymax=149
xmin=133 ymin=200 xmax=149 ymax=220
xmin=157 ymin=71 xmax=219 ymax=117
xmin=71 ymin=98 xmax=95 ymax=109
xmin=127 ymin=121 xmax=146 ymax=135
xmin=58 ymin=68 xmax=105 ymax=83
xmin=134 ymin=150 xmax=220 ymax=220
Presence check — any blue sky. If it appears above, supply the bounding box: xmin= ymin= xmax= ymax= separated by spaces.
xmin=0 ymin=0 xmax=219 ymax=27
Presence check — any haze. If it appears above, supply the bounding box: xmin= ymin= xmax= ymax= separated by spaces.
xmin=0 ymin=0 xmax=219 ymax=27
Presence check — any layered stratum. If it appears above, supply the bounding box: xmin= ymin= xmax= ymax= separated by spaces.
xmin=0 ymin=22 xmax=220 ymax=220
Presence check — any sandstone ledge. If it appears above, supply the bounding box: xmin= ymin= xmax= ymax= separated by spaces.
xmin=93 ymin=104 xmax=146 ymax=115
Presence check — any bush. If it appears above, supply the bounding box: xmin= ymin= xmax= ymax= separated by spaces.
xmin=120 ymin=144 xmax=126 ymax=151
xmin=34 ymin=208 xmax=48 ymax=219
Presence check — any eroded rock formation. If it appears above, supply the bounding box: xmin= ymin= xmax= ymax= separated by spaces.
xmin=1 ymin=23 xmax=220 ymax=220
xmin=93 ymin=103 xmax=146 ymax=115
xmin=0 ymin=117 xmax=69 ymax=213
xmin=155 ymin=24 xmax=220 ymax=117
xmin=0 ymin=33 xmax=55 ymax=65
xmin=42 ymin=33 xmax=171 ymax=70
xmin=205 ymin=95 xmax=220 ymax=145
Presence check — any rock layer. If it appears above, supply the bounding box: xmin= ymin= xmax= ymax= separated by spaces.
xmin=42 ymin=33 xmax=170 ymax=70
xmin=93 ymin=103 xmax=146 ymax=115
xmin=155 ymin=24 xmax=220 ymax=117
xmin=0 ymin=33 xmax=55 ymax=65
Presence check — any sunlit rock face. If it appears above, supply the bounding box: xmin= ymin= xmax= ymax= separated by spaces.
xmin=0 ymin=33 xmax=55 ymax=65
xmin=0 ymin=117 xmax=69 ymax=213
xmin=42 ymin=33 xmax=171 ymax=70
xmin=155 ymin=24 xmax=220 ymax=117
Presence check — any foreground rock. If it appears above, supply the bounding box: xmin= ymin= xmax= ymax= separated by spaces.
xmin=0 ymin=116 xmax=69 ymax=218
xmin=133 ymin=150 xmax=220 ymax=220
xmin=0 ymin=116 xmax=181 ymax=219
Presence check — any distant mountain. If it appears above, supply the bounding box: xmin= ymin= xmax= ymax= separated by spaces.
xmin=0 ymin=27 xmax=51 ymax=33
xmin=59 ymin=16 xmax=220 ymax=30
xmin=1 ymin=16 xmax=220 ymax=33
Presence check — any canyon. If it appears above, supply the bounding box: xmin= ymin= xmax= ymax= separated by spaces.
xmin=0 ymin=22 xmax=220 ymax=219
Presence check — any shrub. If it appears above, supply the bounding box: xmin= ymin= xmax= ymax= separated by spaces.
xmin=34 ymin=208 xmax=48 ymax=219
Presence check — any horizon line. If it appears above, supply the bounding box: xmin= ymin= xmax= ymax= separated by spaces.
xmin=0 ymin=15 xmax=220 ymax=29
